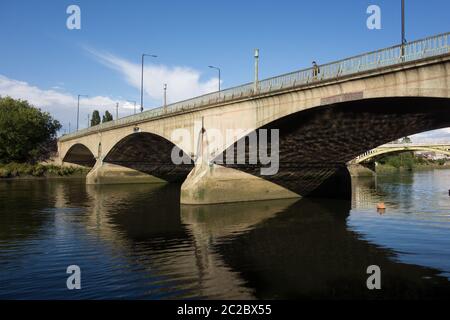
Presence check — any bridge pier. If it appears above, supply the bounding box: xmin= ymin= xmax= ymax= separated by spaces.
xmin=180 ymin=162 xmax=300 ymax=205
xmin=347 ymin=163 xmax=376 ymax=177
xmin=86 ymin=161 xmax=166 ymax=185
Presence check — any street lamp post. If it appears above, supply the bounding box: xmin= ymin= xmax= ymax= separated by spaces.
xmin=163 ymin=84 xmax=167 ymax=109
xmin=401 ymin=0 xmax=406 ymax=59
xmin=402 ymin=0 xmax=406 ymax=45
xmin=115 ymin=102 xmax=119 ymax=121
xmin=208 ymin=65 xmax=221 ymax=92
xmin=140 ymin=53 xmax=157 ymax=112
xmin=77 ymin=94 xmax=88 ymax=131
xmin=254 ymin=49 xmax=259 ymax=93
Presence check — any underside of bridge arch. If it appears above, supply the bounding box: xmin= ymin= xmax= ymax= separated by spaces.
xmin=103 ymin=132 xmax=194 ymax=182
xmin=212 ymin=96 xmax=450 ymax=200
xmin=63 ymin=143 xmax=96 ymax=167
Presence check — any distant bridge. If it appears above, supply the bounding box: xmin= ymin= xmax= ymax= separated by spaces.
xmin=352 ymin=143 xmax=450 ymax=164
xmin=58 ymin=32 xmax=450 ymax=204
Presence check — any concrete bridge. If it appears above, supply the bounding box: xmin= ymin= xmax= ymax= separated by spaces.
xmin=58 ymin=32 xmax=450 ymax=204
xmin=353 ymin=142 xmax=450 ymax=164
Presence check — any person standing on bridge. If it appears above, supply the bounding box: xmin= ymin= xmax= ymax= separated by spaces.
xmin=312 ymin=61 xmax=320 ymax=79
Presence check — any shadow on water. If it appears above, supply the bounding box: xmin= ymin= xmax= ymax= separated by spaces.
xmin=84 ymin=183 xmax=187 ymax=241
xmin=181 ymin=197 xmax=450 ymax=299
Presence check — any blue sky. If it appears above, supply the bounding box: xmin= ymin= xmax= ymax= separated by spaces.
xmin=0 ymin=0 xmax=449 ymax=138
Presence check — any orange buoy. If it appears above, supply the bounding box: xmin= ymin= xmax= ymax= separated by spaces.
xmin=377 ymin=202 xmax=386 ymax=214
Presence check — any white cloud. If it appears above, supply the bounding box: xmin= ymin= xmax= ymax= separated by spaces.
xmin=85 ymin=48 xmax=219 ymax=106
xmin=0 ymin=75 xmax=135 ymax=133
xmin=410 ymin=128 xmax=450 ymax=143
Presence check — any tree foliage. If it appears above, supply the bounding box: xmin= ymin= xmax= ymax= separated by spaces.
xmin=0 ymin=162 xmax=87 ymax=178
xmin=102 ymin=110 xmax=113 ymax=123
xmin=0 ymin=96 xmax=61 ymax=163
xmin=401 ymin=136 xmax=412 ymax=143
xmin=379 ymin=152 xmax=424 ymax=170
xmin=91 ymin=110 xmax=101 ymax=126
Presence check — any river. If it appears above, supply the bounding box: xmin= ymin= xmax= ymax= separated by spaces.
xmin=1 ymin=169 xmax=450 ymax=299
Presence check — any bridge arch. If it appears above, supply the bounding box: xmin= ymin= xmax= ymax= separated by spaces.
xmin=212 ymin=96 xmax=450 ymax=199
xmin=62 ymin=143 xmax=96 ymax=167
xmin=355 ymin=146 xmax=450 ymax=164
xmin=103 ymin=132 xmax=194 ymax=182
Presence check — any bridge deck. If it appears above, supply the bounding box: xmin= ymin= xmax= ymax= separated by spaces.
xmin=60 ymin=32 xmax=450 ymax=142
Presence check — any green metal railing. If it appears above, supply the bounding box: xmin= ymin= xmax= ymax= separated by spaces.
xmin=60 ymin=32 xmax=450 ymax=141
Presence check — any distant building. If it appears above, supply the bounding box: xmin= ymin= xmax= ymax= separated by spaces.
xmin=415 ymin=151 xmax=450 ymax=160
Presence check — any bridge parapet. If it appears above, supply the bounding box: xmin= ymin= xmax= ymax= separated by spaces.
xmin=381 ymin=142 xmax=450 ymax=148
xmin=59 ymin=32 xmax=450 ymax=142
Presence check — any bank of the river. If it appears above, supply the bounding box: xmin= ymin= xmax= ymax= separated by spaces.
xmin=0 ymin=162 xmax=89 ymax=179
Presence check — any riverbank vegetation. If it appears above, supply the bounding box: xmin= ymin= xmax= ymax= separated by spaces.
xmin=377 ymin=152 xmax=450 ymax=171
xmin=0 ymin=162 xmax=88 ymax=178
xmin=0 ymin=97 xmax=87 ymax=179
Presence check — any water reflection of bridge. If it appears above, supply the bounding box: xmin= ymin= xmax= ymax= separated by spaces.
xmin=48 ymin=181 xmax=450 ymax=299
xmin=53 ymin=182 xmax=296 ymax=299
xmin=351 ymin=177 xmax=380 ymax=210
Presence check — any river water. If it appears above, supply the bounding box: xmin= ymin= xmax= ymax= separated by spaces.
xmin=1 ymin=169 xmax=450 ymax=299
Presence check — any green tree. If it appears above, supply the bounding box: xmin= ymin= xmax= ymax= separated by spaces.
xmin=91 ymin=110 xmax=101 ymax=126
xmin=380 ymin=152 xmax=417 ymax=170
xmin=401 ymin=136 xmax=412 ymax=144
xmin=0 ymin=96 xmax=61 ymax=163
xmin=102 ymin=110 xmax=113 ymax=123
